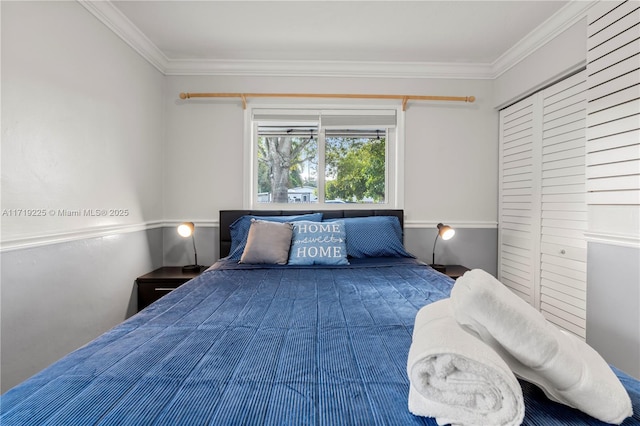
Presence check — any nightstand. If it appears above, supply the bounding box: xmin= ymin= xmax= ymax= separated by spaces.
xmin=431 ymin=264 xmax=470 ymax=280
xmin=136 ymin=266 xmax=206 ymax=311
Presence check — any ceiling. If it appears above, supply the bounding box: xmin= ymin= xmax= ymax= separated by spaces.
xmin=86 ymin=1 xmax=590 ymax=78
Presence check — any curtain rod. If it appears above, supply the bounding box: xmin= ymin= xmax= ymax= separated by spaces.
xmin=178 ymin=92 xmax=475 ymax=111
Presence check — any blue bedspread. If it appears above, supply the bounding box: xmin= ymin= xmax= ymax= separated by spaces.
xmin=2 ymin=259 xmax=639 ymax=425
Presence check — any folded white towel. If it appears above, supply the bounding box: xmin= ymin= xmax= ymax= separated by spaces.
xmin=450 ymin=269 xmax=633 ymax=425
xmin=407 ymin=299 xmax=524 ymax=426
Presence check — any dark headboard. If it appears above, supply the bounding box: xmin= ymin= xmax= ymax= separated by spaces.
xmin=219 ymin=209 xmax=404 ymax=258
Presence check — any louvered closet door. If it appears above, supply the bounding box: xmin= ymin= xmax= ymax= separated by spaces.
xmin=586 ymin=0 xmax=640 ymax=207
xmin=540 ymin=71 xmax=588 ymax=339
xmin=498 ymin=95 xmax=542 ymax=306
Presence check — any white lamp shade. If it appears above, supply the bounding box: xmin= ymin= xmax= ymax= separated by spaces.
xmin=441 ymin=227 xmax=455 ymax=240
xmin=437 ymin=223 xmax=455 ymax=240
xmin=177 ymin=222 xmax=195 ymax=238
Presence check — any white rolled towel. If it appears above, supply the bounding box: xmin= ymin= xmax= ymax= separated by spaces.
xmin=450 ymin=269 xmax=633 ymax=425
xmin=407 ymin=299 xmax=524 ymax=426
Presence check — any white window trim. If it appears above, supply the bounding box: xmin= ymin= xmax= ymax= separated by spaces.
xmin=243 ymin=103 xmax=405 ymax=210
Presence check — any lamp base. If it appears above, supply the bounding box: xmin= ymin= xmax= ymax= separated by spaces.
xmin=430 ymin=264 xmax=447 ymax=273
xmin=182 ymin=264 xmax=202 ymax=273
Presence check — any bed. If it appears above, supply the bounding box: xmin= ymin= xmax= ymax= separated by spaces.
xmin=1 ymin=209 xmax=639 ymax=425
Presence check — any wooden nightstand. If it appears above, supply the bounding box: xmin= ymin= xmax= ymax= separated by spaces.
xmin=431 ymin=264 xmax=470 ymax=280
xmin=136 ymin=266 xmax=206 ymax=311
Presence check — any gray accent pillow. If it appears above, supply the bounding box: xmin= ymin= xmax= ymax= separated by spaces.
xmin=239 ymin=219 xmax=293 ymax=264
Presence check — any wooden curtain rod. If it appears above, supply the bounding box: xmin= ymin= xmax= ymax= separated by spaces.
xmin=178 ymin=92 xmax=475 ymax=111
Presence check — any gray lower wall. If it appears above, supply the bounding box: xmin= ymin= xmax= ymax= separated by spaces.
xmin=587 ymin=242 xmax=640 ymax=379
xmin=404 ymin=227 xmax=498 ymax=276
xmin=0 ymin=228 xmax=164 ymax=393
xmin=163 ymin=226 xmax=220 ymax=269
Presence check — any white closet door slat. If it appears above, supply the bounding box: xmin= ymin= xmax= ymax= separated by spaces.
xmin=587 ymin=128 xmax=640 ymax=153
xmin=542 ymin=165 xmax=585 ymax=179
xmin=542 ymin=174 xmax=584 ymax=187
xmin=499 ymin=94 xmax=541 ymax=307
xmin=541 ymin=269 xmax=586 ymax=291
xmin=543 ymin=147 xmax=585 ymax=164
xmin=541 ymin=233 xmax=587 ymax=249
xmin=541 ymin=287 xmax=586 ymax=311
xmin=588 ymin=21 xmax=640 ymax=64
xmin=541 ymin=209 xmax=587 ymax=221
xmin=588 ymin=1 xmax=635 ymax=37
xmin=587 ymin=159 xmax=640 ymax=179
xmin=542 ymin=128 xmax=586 ymax=148
xmin=543 ymin=90 xmax=587 ymax=116
xmin=587 ymin=144 xmax=640 ymax=166
xmin=544 ymin=100 xmax=588 ymax=123
xmin=587 ymin=175 xmax=640 ymax=191
xmin=587 ymin=9 xmax=638 ymax=62
xmin=589 ymin=100 xmax=640 ymax=127
xmin=587 ymin=189 xmax=640 ymax=204
xmin=542 ymin=222 xmax=587 ymax=238
xmin=541 ymin=310 xmax=586 ymax=339
xmin=542 ymin=261 xmax=587 ymax=282
xmin=589 ymin=47 xmax=640 ymax=82
xmin=587 ymin=114 xmax=640 ymax=140
xmin=588 ymin=53 xmax=640 ymax=88
xmin=543 ymin=117 xmax=586 ymax=139
xmin=541 ymin=301 xmax=587 ymax=329
xmin=588 ymin=84 xmax=640 ymax=114
xmin=541 ymin=217 xmax=587 ymax=230
xmin=587 ymin=71 xmax=639 ymax=101
xmin=540 ymin=71 xmax=587 ymax=336
xmin=541 ymin=201 xmax=587 ymax=212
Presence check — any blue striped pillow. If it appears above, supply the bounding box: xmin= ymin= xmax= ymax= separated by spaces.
xmin=325 ymin=216 xmax=414 ymax=258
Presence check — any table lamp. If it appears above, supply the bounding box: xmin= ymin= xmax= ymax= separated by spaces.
xmin=431 ymin=222 xmax=455 ymax=273
xmin=177 ymin=222 xmax=202 ymax=272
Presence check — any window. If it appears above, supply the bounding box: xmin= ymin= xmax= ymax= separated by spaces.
xmin=245 ymin=106 xmax=403 ymax=209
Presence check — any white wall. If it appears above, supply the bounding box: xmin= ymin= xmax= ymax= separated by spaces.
xmin=163 ymin=75 xmax=498 ymax=266
xmin=1 ymin=2 xmax=164 ymax=241
xmin=1 ymin=1 xmax=165 ymax=391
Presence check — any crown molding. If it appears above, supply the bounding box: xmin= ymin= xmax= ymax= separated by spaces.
xmin=490 ymin=0 xmax=598 ymax=78
xmin=77 ymin=0 xmax=169 ymax=73
xmin=164 ymin=58 xmax=494 ymax=79
xmin=78 ymin=0 xmax=596 ymax=80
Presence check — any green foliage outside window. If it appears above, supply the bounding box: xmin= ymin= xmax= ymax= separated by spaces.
xmin=257 ymin=133 xmax=385 ymax=204
xmin=325 ymin=137 xmax=385 ymax=203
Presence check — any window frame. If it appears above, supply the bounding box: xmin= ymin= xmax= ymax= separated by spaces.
xmin=243 ymin=103 xmax=405 ymax=210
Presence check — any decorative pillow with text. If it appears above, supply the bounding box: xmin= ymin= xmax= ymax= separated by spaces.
xmin=288 ymin=220 xmax=349 ymax=265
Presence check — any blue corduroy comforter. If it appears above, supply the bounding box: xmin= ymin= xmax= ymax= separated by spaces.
xmin=1 ymin=259 xmax=639 ymax=425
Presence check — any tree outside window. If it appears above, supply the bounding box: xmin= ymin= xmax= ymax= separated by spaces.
xmin=251 ymin=107 xmax=398 ymax=207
